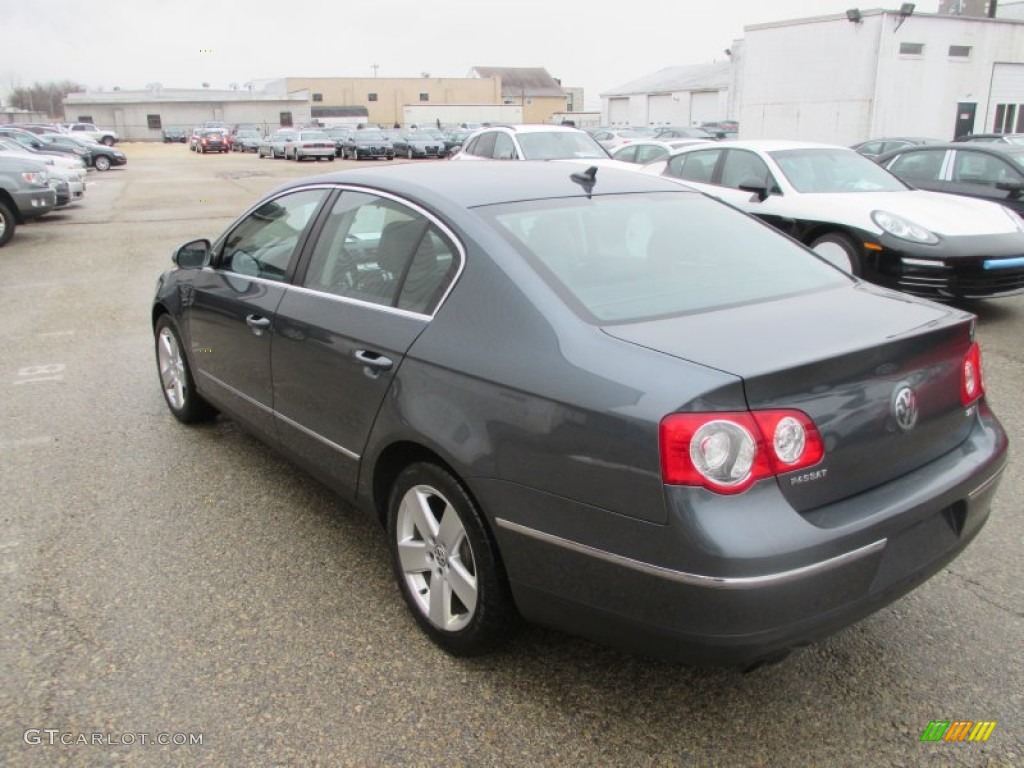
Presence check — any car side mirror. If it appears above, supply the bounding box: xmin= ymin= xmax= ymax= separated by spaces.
xmin=738 ymin=180 xmax=770 ymax=202
xmin=995 ymin=181 xmax=1024 ymax=198
xmin=173 ymin=238 xmax=211 ymax=269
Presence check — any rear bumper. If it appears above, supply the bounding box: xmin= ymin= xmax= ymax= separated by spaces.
xmin=482 ymin=404 xmax=1007 ymax=666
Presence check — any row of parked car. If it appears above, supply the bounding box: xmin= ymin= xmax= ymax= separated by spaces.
xmin=0 ymin=123 xmax=127 ymax=247
xmin=163 ymin=116 xmax=1024 ymax=300
xmin=440 ymin=122 xmax=1024 ymax=301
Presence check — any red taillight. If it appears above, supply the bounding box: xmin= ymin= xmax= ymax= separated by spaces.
xmin=660 ymin=410 xmax=824 ymax=494
xmin=961 ymin=342 xmax=984 ymax=406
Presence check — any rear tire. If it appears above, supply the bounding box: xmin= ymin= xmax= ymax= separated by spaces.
xmin=0 ymin=201 xmax=16 ymax=248
xmin=388 ymin=463 xmax=516 ymax=656
xmin=810 ymin=232 xmax=861 ymax=275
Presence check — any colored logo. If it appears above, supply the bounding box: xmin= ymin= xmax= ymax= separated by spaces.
xmin=920 ymin=721 xmax=996 ymax=742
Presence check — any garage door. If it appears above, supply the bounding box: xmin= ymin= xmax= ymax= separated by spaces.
xmin=647 ymin=94 xmax=675 ymax=125
xmin=987 ymin=64 xmax=1024 ymax=133
xmin=690 ymin=91 xmax=720 ymax=125
xmin=607 ymin=98 xmax=629 ymax=126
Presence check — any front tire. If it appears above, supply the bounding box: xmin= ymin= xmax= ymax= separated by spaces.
xmin=810 ymin=232 xmax=861 ymax=275
xmin=154 ymin=315 xmax=217 ymax=424
xmin=388 ymin=463 xmax=516 ymax=656
xmin=0 ymin=201 xmax=15 ymax=247
xmin=94 ymin=155 xmax=111 ymax=171
xmin=407 ymin=148 xmax=414 ymax=160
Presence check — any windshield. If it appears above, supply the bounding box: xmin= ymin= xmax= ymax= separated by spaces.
xmin=482 ymin=192 xmax=846 ymax=323
xmin=620 ymin=128 xmax=659 ymax=138
xmin=299 ymin=131 xmax=329 ymax=139
xmin=517 ymin=131 xmax=609 ymax=160
xmin=355 ymin=131 xmax=387 ymax=141
xmin=770 ymin=148 xmax=909 ymax=193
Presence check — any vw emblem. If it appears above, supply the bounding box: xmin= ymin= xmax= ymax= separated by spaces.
xmin=892 ymin=386 xmax=919 ymax=432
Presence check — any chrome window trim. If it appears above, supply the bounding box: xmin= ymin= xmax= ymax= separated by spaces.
xmin=495 ymin=518 xmax=887 ymax=590
xmin=207 ymin=182 xmax=466 ymax=320
xmin=297 ymin=183 xmax=467 ymax=319
xmin=282 ymin=283 xmax=435 ymax=321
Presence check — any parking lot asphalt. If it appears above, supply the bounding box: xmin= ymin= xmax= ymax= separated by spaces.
xmin=0 ymin=143 xmax=1021 ymax=767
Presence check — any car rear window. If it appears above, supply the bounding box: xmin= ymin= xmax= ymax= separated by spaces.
xmin=481 ymin=192 xmax=847 ymax=323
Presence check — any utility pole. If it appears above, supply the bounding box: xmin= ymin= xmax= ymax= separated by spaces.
xmin=371 ymin=64 xmax=379 ymax=78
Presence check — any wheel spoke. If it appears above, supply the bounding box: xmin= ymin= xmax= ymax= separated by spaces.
xmin=397 ymin=538 xmax=431 ymax=575
xmin=436 ymin=504 xmax=464 ymax=551
xmin=447 ymin=559 xmax=477 ymax=614
xmin=405 ymin=488 xmax=439 ymax=540
xmin=428 ymin=575 xmax=452 ymax=627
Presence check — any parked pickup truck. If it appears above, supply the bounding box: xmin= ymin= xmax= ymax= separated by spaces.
xmin=66 ymin=122 xmax=119 ymax=146
xmin=0 ymin=156 xmax=58 ymax=247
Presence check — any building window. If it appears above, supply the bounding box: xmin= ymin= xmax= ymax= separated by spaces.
xmin=419 ymin=93 xmax=429 ymax=102
xmin=280 ymin=111 xmax=293 ymax=127
xmin=312 ymin=93 xmax=323 ymax=102
xmin=77 ymin=115 xmax=93 ymax=123
xmin=993 ymin=104 xmax=1024 ymax=133
xmin=147 ymin=114 xmax=162 ymax=130
xmin=368 ymin=93 xmax=378 ymax=102
xmin=899 ymin=42 xmax=924 ymax=55
xmin=949 ymin=45 xmax=972 ymax=58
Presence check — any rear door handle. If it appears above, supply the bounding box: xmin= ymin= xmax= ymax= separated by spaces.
xmin=353 ymin=350 xmax=394 ymax=372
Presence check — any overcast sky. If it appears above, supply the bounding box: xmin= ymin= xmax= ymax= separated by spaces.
xmin=2 ymin=1 xmax=940 ymax=109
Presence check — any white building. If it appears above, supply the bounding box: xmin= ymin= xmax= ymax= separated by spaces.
xmin=599 ymin=63 xmax=731 ymax=128
xmin=602 ymin=5 xmax=1024 ymax=143
xmin=63 ymin=86 xmax=312 ymax=140
xmin=738 ymin=7 xmax=1024 ymax=142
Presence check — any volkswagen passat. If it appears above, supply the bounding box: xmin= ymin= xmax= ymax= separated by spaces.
xmin=152 ymin=162 xmax=1007 ymax=667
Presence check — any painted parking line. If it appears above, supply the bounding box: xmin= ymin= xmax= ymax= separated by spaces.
xmin=13 ymin=364 xmax=65 ymax=385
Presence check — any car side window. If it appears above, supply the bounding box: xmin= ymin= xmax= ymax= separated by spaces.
xmin=634 ymin=145 xmax=668 ymax=164
xmin=219 ymin=189 xmax=328 ymax=281
xmin=615 ymin=146 xmax=638 ymax=163
xmin=951 ymin=151 xmax=1018 ymax=186
xmin=887 ymin=150 xmax=945 ymax=182
xmin=493 ymin=133 xmax=517 ymax=160
xmin=857 ymin=141 xmax=885 ymax=155
xmin=471 ymin=131 xmax=497 ymax=158
xmin=304 ymin=192 xmax=459 ymax=314
xmin=666 ymin=149 xmax=722 ymax=183
xmin=720 ymin=149 xmax=775 ymax=191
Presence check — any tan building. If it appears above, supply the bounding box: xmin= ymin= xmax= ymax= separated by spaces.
xmin=469 ymin=67 xmax=569 ymax=124
xmin=277 ymin=76 xmax=502 ymax=127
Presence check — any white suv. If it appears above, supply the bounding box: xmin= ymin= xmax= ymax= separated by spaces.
xmin=451 ymin=124 xmax=611 ymax=162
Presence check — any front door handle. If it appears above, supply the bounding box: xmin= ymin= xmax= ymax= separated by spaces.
xmin=246 ymin=314 xmax=271 ymax=336
xmin=246 ymin=314 xmax=271 ymax=329
xmin=353 ymin=349 xmax=394 ymax=372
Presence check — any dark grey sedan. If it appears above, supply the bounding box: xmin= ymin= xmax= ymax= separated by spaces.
xmin=152 ymin=162 xmax=1007 ymax=667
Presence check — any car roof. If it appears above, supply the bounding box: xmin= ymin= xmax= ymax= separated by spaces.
xmin=273 ymin=160 xmax=691 ymax=209
xmin=876 ymin=142 xmax=1024 ymax=157
xmin=665 ymin=139 xmax=844 ymax=156
xmin=478 ymin=124 xmax=590 ymax=134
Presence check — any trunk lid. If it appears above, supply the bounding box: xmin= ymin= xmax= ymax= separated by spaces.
xmin=604 ymin=284 xmax=978 ymax=512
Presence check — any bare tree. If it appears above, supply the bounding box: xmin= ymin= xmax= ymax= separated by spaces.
xmin=9 ymin=80 xmax=86 ymax=118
